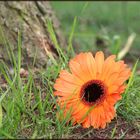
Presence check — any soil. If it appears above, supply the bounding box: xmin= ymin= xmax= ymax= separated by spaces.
xmin=70 ymin=117 xmax=140 ymax=139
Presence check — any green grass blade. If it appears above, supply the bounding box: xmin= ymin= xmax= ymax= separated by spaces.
xmin=0 ymin=25 xmax=17 ymax=69
xmin=115 ymin=59 xmax=139 ymax=110
xmin=0 ymin=104 xmax=2 ymax=128
xmin=67 ymin=17 xmax=77 ymax=56
xmin=124 ymin=59 xmax=139 ymax=95
xmin=0 ymin=130 xmax=14 ymax=139
xmin=47 ymin=20 xmax=67 ymax=63
xmin=17 ymin=30 xmax=22 ymax=87
xmin=111 ymin=125 xmax=117 ymax=139
xmin=0 ymin=76 xmax=16 ymax=103
xmin=81 ymin=2 xmax=89 ymax=14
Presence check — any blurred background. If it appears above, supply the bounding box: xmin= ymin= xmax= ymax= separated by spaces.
xmin=51 ymin=1 xmax=140 ymax=68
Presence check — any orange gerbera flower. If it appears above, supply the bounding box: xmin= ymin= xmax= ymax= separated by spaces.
xmin=54 ymin=51 xmax=131 ymax=129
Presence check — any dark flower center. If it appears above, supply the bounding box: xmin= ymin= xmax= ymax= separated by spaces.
xmin=80 ymin=80 xmax=106 ymax=106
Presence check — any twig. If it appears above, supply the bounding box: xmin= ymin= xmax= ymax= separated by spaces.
xmin=117 ymin=33 xmax=136 ymax=60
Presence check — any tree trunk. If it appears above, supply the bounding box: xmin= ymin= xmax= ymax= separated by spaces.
xmin=0 ymin=1 xmax=66 ymax=67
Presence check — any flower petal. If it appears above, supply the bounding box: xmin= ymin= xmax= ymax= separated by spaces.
xmin=59 ymin=70 xmax=84 ymax=86
xmin=54 ymin=78 xmax=80 ymax=93
xmin=101 ymin=55 xmax=116 ymax=81
xmin=95 ymin=51 xmax=104 ymax=76
xmin=69 ymin=59 xmax=88 ymax=82
xmin=86 ymin=52 xmax=97 ymax=79
xmin=71 ymin=52 xmax=95 ymax=81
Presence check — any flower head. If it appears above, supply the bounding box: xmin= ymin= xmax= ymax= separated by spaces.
xmin=54 ymin=51 xmax=131 ymax=129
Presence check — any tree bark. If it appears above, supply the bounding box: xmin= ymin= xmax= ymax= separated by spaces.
xmin=0 ymin=1 xmax=66 ymax=67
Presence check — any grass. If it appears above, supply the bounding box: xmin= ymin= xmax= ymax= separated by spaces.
xmin=0 ymin=12 xmax=140 ymax=139
xmin=0 ymin=20 xmax=75 ymax=138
